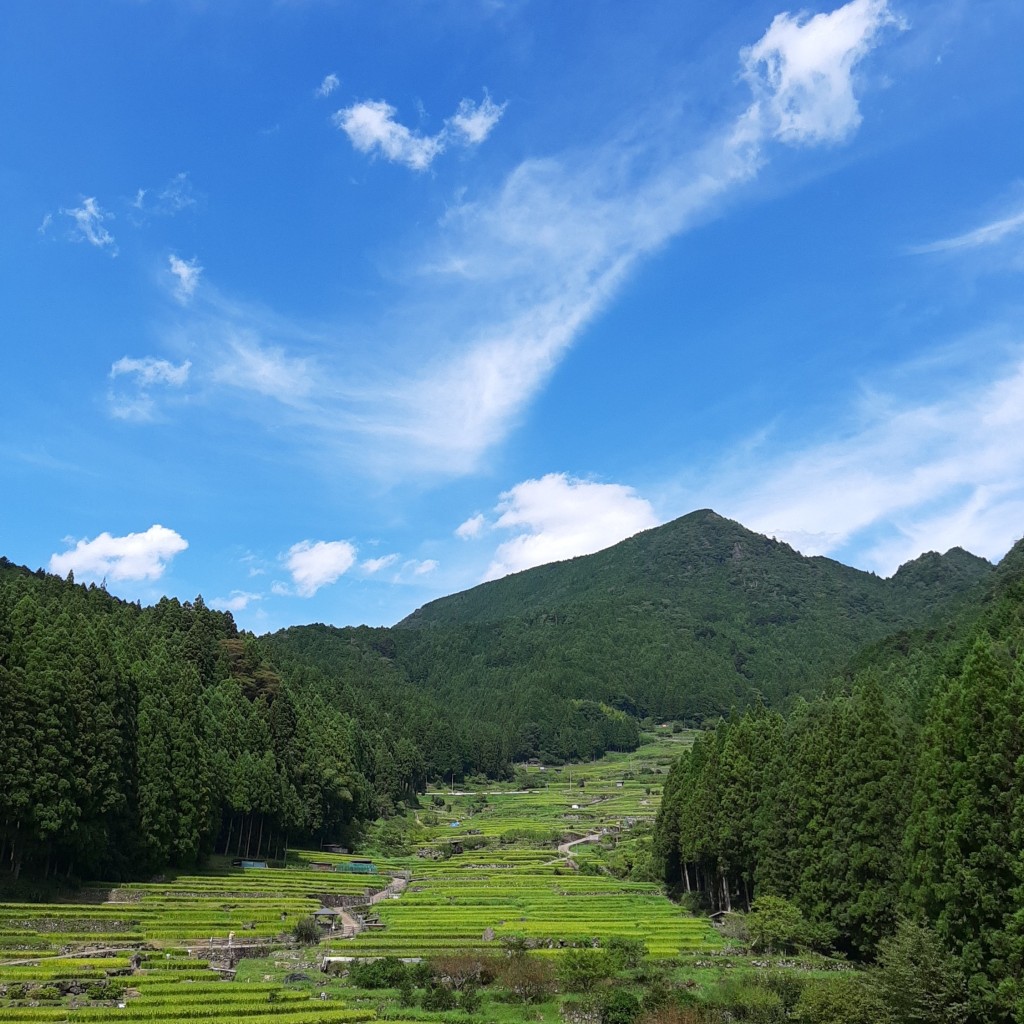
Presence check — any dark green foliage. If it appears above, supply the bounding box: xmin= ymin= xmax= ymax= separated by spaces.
xmin=604 ymin=935 xmax=647 ymax=969
xmin=458 ymin=984 xmax=483 ymax=1013
xmin=0 ymin=559 xmax=379 ymax=880
xmin=653 ymin=533 xmax=1024 ymax=1022
xmin=557 ymin=947 xmax=609 ymax=991
xmin=421 ymin=983 xmax=459 ymax=1011
xmin=902 ymin=633 xmax=1024 ymax=1024
xmin=292 ymin=915 xmax=321 ymax=944
xmin=602 ymin=988 xmax=641 ymax=1024
xmin=268 ymin=511 xmax=990 ymax=778
xmin=347 ymin=956 xmax=409 ymax=989
xmin=870 ymin=918 xmax=968 ymax=1024
xmin=794 ymin=974 xmax=883 ymax=1024
xmin=397 ymin=977 xmax=417 ymax=1007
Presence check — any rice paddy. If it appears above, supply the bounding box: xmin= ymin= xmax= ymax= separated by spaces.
xmin=0 ymin=730 xmax=719 ymax=1023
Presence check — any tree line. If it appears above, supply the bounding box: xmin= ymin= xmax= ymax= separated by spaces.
xmin=0 ymin=558 xmax=639 ymax=882
xmin=652 ymin=538 xmax=1024 ymax=1023
xmin=0 ymin=561 xmax=425 ymax=880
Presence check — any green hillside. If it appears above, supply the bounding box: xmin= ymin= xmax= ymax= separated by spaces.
xmin=268 ymin=510 xmax=993 ymax=765
xmin=652 ymin=532 xmax=1024 ymax=1021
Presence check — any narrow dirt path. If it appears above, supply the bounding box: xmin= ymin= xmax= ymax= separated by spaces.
xmin=556 ymin=833 xmax=601 ymax=858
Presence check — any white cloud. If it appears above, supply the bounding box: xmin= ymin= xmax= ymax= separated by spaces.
xmin=211 ymin=590 xmax=262 ymax=612
xmin=483 ymin=473 xmax=659 ymax=580
xmin=334 ymin=99 xmax=446 ymax=171
xmin=168 ymin=254 xmax=202 ymax=302
xmin=334 ymin=90 xmax=505 ymax=171
xmin=157 ymin=172 xmax=196 ymax=214
xmin=362 ymin=554 xmax=399 ymax=573
xmin=62 ymin=197 xmax=116 ymax=252
xmin=316 ymin=73 xmax=340 ymax=98
xmin=49 ymin=524 xmax=188 ymax=581
xmin=707 ymin=351 xmax=1024 ymax=574
xmin=910 ymin=205 xmax=1024 ymax=255
xmin=285 ymin=539 xmax=357 ymax=596
xmin=147 ymin=2 xmax=897 ymax=477
xmin=37 ymin=212 xmax=52 ymax=235
xmin=449 ymin=92 xmax=506 ymax=145
xmin=408 ymin=558 xmax=439 ymax=576
xmin=213 ymin=336 xmax=314 ymax=405
xmin=108 ymin=356 xmax=191 ymax=422
xmin=741 ymin=0 xmax=901 ymax=145
xmin=455 ymin=513 xmax=486 ymax=539
xmin=110 ymin=356 xmax=191 ymax=388
xmin=354 ymin=0 xmax=897 ymax=473
xmin=131 ymin=174 xmax=197 ymax=219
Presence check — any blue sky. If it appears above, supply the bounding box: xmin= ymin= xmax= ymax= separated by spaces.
xmin=3 ymin=0 xmax=1023 ymax=632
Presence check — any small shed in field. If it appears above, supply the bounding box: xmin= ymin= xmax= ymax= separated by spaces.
xmin=336 ymin=859 xmax=376 ymax=875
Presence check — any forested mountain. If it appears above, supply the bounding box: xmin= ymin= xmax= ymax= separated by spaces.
xmin=337 ymin=510 xmax=990 ymax=737
xmin=0 ymin=509 xmax=1000 ymax=885
xmin=652 ymin=533 xmax=1024 ymax=1023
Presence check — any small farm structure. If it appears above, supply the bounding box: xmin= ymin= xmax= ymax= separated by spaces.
xmin=336 ymin=859 xmax=376 ymax=874
xmin=313 ymin=907 xmax=344 ymax=931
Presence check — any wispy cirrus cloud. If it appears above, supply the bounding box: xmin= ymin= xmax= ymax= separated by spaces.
xmin=168 ymin=254 xmax=203 ymax=302
xmin=347 ymin=0 xmax=898 ymax=473
xmin=131 ymin=172 xmax=198 ymax=220
xmin=211 ymin=590 xmax=262 ymax=612
xmin=361 ymin=553 xmax=399 ymax=574
xmin=131 ymin=1 xmax=899 ymax=479
xmin=909 ymin=203 xmax=1024 ymax=255
xmin=316 ymin=72 xmax=340 ymax=98
xmin=211 ymin=335 xmax=315 ymax=406
xmin=63 ymin=197 xmax=117 ymax=253
xmin=334 ymin=90 xmax=506 ymax=171
xmin=704 ymin=347 xmax=1024 ymax=574
xmin=49 ymin=524 xmax=188 ymax=581
xmin=108 ymin=356 xmax=191 ymax=422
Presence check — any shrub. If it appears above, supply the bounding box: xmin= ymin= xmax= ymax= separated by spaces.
xmin=397 ymin=978 xmax=418 ymax=1007
xmin=604 ymin=936 xmax=646 ymax=970
xmin=27 ymin=986 xmax=60 ymax=1002
xmin=498 ymin=953 xmax=556 ymax=1003
xmin=755 ymin=971 xmax=805 ymax=1012
xmin=459 ymin=984 xmax=483 ymax=1013
xmin=558 ymin=948 xmax=609 ymax=993
xmin=293 ymin=915 xmax=321 ymax=944
xmin=421 ymin=983 xmax=458 ymax=1011
xmin=501 ymin=934 xmax=531 ymax=958
xmin=409 ymin=960 xmax=435 ymax=987
xmin=704 ymin=976 xmax=785 ymax=1023
xmin=746 ymin=895 xmax=807 ymax=954
xmin=795 ymin=974 xmax=883 ymax=1024
xmin=602 ymin=988 xmax=641 ymax=1024
xmin=432 ymin=952 xmax=498 ymax=989
xmin=348 ymin=956 xmax=409 ymax=989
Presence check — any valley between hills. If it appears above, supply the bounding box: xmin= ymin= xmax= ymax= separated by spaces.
xmin=2 ymin=509 xmax=1023 ymax=1022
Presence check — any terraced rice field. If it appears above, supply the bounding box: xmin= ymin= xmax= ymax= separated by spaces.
xmin=0 ymin=861 xmax=399 ymax=950
xmin=1 ymin=731 xmax=716 ymax=1022
xmin=331 ymin=868 xmax=714 ymax=959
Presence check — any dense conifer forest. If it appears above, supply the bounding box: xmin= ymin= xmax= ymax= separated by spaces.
xmin=652 ymin=534 xmax=1024 ymax=1022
